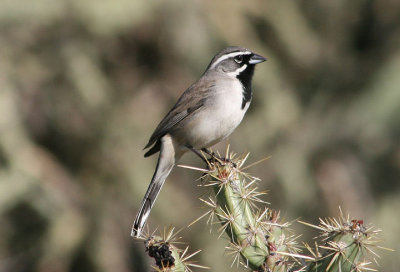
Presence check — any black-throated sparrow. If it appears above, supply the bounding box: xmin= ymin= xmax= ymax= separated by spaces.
xmin=132 ymin=46 xmax=266 ymax=237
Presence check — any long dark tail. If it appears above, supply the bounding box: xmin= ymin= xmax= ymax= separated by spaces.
xmin=131 ymin=135 xmax=177 ymax=237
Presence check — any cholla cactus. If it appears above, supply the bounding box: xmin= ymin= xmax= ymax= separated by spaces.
xmin=181 ymin=150 xmax=389 ymax=272
xmin=184 ymin=151 xmax=303 ymax=271
xmin=138 ymin=149 xmax=390 ymax=272
xmin=301 ymin=209 xmax=390 ymax=272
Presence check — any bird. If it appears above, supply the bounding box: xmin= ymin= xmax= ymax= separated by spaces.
xmin=132 ymin=46 xmax=266 ymax=237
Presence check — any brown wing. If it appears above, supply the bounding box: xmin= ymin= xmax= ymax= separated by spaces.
xmin=144 ymin=78 xmax=216 ymax=157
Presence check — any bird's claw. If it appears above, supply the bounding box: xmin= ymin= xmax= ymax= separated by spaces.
xmin=206 ymin=154 xmax=237 ymax=168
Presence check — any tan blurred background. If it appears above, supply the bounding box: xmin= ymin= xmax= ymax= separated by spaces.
xmin=1 ymin=0 xmax=399 ymax=271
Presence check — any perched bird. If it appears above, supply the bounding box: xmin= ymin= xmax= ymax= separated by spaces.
xmin=132 ymin=46 xmax=266 ymax=237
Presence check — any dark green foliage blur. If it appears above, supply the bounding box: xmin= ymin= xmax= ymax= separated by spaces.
xmin=0 ymin=1 xmax=399 ymax=271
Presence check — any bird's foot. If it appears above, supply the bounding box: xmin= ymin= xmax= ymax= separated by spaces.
xmin=200 ymin=148 xmax=237 ymax=168
xmin=205 ymin=154 xmax=237 ymax=168
xmin=220 ymin=157 xmax=237 ymax=168
xmin=190 ymin=147 xmax=237 ymax=168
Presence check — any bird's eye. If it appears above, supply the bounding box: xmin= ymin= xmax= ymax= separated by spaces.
xmin=234 ymin=55 xmax=243 ymax=63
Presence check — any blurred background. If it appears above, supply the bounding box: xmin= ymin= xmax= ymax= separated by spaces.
xmin=1 ymin=0 xmax=399 ymax=271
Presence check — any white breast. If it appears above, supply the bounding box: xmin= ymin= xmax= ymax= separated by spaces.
xmin=184 ymin=79 xmax=250 ymax=149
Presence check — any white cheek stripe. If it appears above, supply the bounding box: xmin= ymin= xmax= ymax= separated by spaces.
xmin=210 ymin=51 xmax=252 ymax=69
xmin=227 ymin=64 xmax=247 ymax=77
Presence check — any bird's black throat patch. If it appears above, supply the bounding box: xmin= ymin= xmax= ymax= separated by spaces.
xmin=237 ymin=64 xmax=255 ymax=109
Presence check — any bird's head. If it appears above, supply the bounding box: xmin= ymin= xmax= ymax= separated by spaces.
xmin=206 ymin=46 xmax=267 ymax=78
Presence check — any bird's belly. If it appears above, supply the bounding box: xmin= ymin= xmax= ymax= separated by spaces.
xmin=181 ymin=95 xmax=250 ymax=149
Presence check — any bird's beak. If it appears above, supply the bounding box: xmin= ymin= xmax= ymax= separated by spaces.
xmin=249 ymin=53 xmax=267 ymax=64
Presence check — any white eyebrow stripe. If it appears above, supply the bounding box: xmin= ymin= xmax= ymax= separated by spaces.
xmin=210 ymin=51 xmax=252 ymax=69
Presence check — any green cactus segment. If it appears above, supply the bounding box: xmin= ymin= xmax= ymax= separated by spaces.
xmin=305 ymin=219 xmax=372 ymax=272
xmin=264 ymin=222 xmax=289 ymax=271
xmin=307 ymin=233 xmax=365 ymax=271
xmin=203 ymin=159 xmax=301 ymax=271
xmin=169 ymin=245 xmax=186 ymax=272
xmin=208 ymin=163 xmax=269 ymax=270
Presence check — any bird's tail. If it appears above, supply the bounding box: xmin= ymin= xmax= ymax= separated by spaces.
xmin=131 ymin=135 xmax=177 ymax=237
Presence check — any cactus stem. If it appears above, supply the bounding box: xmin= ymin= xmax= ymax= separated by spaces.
xmin=301 ymin=209 xmax=392 ymax=272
